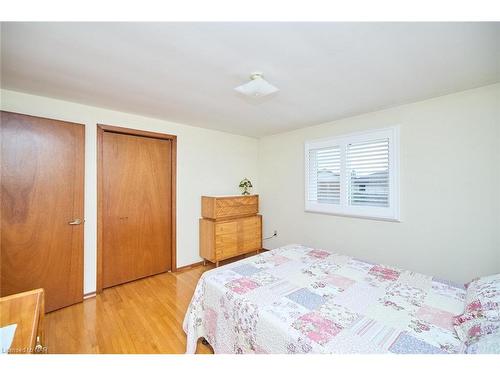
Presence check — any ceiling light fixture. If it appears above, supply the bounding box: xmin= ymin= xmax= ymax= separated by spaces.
xmin=234 ymin=72 xmax=279 ymax=98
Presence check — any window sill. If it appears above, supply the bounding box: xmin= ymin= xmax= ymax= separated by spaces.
xmin=304 ymin=208 xmax=401 ymax=222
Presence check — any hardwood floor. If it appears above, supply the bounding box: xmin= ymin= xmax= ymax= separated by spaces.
xmin=45 ymin=265 xmax=214 ymax=354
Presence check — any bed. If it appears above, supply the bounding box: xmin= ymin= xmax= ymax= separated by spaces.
xmin=183 ymin=244 xmax=468 ymax=354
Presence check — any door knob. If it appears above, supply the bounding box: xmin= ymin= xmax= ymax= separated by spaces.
xmin=68 ymin=218 xmax=82 ymax=225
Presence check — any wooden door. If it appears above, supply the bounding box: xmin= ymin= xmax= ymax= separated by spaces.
xmin=1 ymin=111 xmax=84 ymax=312
xmin=102 ymin=131 xmax=172 ymax=288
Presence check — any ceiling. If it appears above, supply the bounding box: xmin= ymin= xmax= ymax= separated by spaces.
xmin=1 ymin=22 xmax=499 ymax=137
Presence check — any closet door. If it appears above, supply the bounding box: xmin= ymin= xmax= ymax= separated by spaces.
xmin=1 ymin=111 xmax=84 ymax=312
xmin=102 ymin=131 xmax=172 ymax=288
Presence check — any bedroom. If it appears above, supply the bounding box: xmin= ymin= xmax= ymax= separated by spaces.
xmin=1 ymin=1 xmax=499 ymax=372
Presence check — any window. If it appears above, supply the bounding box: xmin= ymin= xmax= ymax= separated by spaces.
xmin=305 ymin=127 xmax=399 ymax=221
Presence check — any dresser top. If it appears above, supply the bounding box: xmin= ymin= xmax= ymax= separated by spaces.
xmin=201 ymin=194 xmax=258 ymax=198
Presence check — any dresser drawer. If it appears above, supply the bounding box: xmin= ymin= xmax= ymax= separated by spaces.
xmin=215 ymin=233 xmax=239 ymax=258
xmin=215 ymin=221 xmax=238 ymax=235
xmin=202 ymin=195 xmax=258 ymax=219
xmin=213 ymin=216 xmax=262 ymax=259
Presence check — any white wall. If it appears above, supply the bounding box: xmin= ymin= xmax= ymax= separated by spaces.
xmin=259 ymin=84 xmax=500 ymax=284
xmin=1 ymin=89 xmax=259 ymax=294
xmin=2 ymin=84 xmax=499 ymax=290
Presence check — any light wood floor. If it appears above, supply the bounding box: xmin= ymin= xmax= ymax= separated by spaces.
xmin=45 ymin=265 xmax=214 ymax=354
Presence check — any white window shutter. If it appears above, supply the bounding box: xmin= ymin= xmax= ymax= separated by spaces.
xmin=305 ymin=127 xmax=399 ymax=221
xmin=308 ymin=147 xmax=341 ymax=204
xmin=346 ymin=138 xmax=389 ymax=207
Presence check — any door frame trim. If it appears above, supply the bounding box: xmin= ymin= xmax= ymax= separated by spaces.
xmin=96 ymin=124 xmax=177 ymax=293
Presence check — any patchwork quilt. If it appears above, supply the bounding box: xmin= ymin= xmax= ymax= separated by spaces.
xmin=183 ymin=244 xmax=467 ymax=354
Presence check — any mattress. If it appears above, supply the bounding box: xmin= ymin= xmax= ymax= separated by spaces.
xmin=183 ymin=244 xmax=466 ymax=354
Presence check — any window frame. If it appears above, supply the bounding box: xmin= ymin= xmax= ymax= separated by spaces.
xmin=304 ymin=126 xmax=400 ymax=221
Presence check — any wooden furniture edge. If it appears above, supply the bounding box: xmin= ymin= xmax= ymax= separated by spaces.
xmin=0 ymin=288 xmax=45 ymax=354
xmin=0 ymin=288 xmax=44 ymax=302
xmin=200 ymin=194 xmax=259 ymax=199
xmin=200 ymin=213 xmax=263 ymax=223
xmin=35 ymin=290 xmax=45 ymax=354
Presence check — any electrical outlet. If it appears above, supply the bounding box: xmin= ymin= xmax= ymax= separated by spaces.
xmin=263 ymin=230 xmax=279 ymax=241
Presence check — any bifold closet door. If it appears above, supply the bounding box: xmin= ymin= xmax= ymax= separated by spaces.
xmin=102 ymin=131 xmax=172 ymax=288
xmin=1 ymin=111 xmax=84 ymax=312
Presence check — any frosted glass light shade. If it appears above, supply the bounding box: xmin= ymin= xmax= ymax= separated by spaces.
xmin=234 ymin=76 xmax=279 ymax=97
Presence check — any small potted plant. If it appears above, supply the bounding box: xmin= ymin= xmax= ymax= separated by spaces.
xmin=239 ymin=178 xmax=253 ymax=195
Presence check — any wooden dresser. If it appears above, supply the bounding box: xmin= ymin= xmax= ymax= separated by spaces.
xmin=200 ymin=195 xmax=262 ymax=267
xmin=0 ymin=289 xmax=45 ymax=354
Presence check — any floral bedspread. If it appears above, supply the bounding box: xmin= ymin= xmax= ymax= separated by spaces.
xmin=183 ymin=244 xmax=466 ymax=354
